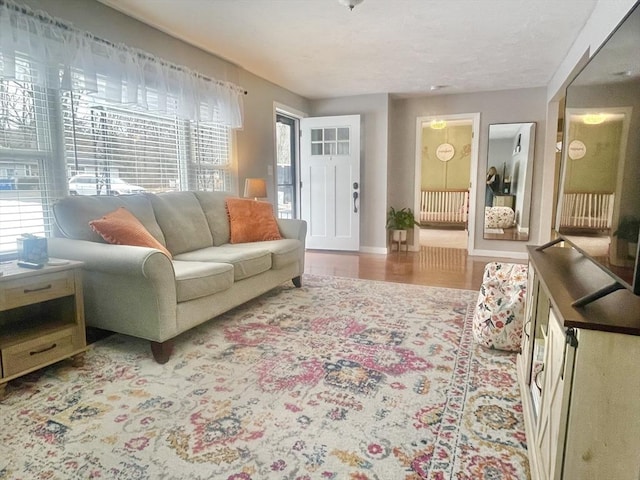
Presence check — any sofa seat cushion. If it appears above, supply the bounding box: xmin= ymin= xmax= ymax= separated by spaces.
xmin=172 ymin=260 xmax=234 ymax=302
xmin=174 ymin=246 xmax=272 ymax=281
xmin=225 ymin=239 xmax=301 ymax=270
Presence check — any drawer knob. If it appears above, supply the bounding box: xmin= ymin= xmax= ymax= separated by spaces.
xmin=24 ymin=284 xmax=52 ymax=294
xmin=30 ymin=343 xmax=57 ymax=355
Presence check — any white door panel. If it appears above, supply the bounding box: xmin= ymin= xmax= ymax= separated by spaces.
xmin=301 ymin=115 xmax=360 ymax=251
xmin=309 ymin=165 xmax=328 ymax=237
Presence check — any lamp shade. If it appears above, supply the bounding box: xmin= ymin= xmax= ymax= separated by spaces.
xmin=243 ymin=178 xmax=267 ymax=200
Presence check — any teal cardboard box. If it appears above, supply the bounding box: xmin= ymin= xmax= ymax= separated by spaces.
xmin=17 ymin=235 xmax=48 ymax=264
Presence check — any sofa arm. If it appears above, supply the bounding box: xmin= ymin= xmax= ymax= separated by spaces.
xmin=277 ymin=219 xmax=307 ymax=277
xmin=277 ymin=218 xmax=307 ymax=243
xmin=48 ymin=237 xmax=178 ymax=342
xmin=49 ymin=237 xmax=172 ymax=277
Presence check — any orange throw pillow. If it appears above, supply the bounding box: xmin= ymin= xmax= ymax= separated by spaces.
xmin=89 ymin=207 xmax=172 ymax=258
xmin=226 ymin=197 xmax=282 ymax=243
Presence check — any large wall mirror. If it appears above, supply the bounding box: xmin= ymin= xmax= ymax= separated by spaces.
xmin=554 ymin=2 xmax=640 ymax=294
xmin=484 ymin=122 xmax=536 ymax=241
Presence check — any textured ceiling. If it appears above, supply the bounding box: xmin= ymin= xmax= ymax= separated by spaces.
xmin=98 ymin=0 xmax=599 ymax=99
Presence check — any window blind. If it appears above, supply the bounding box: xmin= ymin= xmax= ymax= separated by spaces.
xmin=62 ymin=92 xmax=233 ymax=195
xmin=0 ymin=78 xmax=55 ymax=258
xmin=190 ymin=122 xmax=232 ymax=192
xmin=63 ymin=93 xmax=183 ymax=194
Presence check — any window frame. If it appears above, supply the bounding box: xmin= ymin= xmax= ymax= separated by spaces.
xmin=1 ymin=85 xmax=236 ymax=260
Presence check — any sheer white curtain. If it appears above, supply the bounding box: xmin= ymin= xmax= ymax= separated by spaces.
xmin=0 ymin=0 xmax=244 ymax=128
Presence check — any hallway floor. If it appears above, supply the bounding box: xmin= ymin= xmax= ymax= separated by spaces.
xmin=305 ymin=247 xmax=524 ymax=291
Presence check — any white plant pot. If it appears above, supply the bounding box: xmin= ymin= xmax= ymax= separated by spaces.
xmin=391 ymin=229 xmax=407 ymax=242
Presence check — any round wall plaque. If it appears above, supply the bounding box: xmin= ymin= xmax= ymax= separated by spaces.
xmin=568 ymin=140 xmax=587 ymax=160
xmin=436 ymin=143 xmax=455 ymax=162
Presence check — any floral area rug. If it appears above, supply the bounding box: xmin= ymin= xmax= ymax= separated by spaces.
xmin=0 ymin=275 xmax=529 ymax=479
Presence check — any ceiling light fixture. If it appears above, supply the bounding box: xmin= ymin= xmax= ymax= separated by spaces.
xmin=430 ymin=120 xmax=447 ymax=130
xmin=583 ymin=113 xmax=606 ymax=125
xmin=338 ymin=0 xmax=364 ymax=11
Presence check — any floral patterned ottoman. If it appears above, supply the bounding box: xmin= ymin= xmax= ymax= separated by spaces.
xmin=485 ymin=206 xmax=515 ymax=228
xmin=472 ymin=262 xmax=528 ymax=351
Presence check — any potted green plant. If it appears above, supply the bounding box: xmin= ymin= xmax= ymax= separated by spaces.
xmin=386 ymin=207 xmax=419 ymax=243
xmin=613 ymin=215 xmax=640 ymax=259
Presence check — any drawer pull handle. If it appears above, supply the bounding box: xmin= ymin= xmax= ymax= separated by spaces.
xmin=30 ymin=343 xmax=57 ymax=355
xmin=24 ymin=284 xmax=52 ymax=294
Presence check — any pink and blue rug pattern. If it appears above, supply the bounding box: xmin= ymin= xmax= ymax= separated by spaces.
xmin=0 ymin=275 xmax=529 ymax=479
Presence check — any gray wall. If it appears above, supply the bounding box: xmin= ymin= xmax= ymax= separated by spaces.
xmin=236 ymin=69 xmax=309 ymax=200
xmin=389 ymin=88 xmax=547 ymax=254
xmin=310 ymin=94 xmax=390 ymax=253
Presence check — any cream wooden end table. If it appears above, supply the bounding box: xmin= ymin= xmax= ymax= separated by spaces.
xmin=0 ymin=259 xmax=87 ymax=399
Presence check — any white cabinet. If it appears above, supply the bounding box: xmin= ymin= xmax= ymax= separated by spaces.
xmin=534 ymin=309 xmax=574 ymax=480
xmin=517 ymin=246 xmax=640 ymax=480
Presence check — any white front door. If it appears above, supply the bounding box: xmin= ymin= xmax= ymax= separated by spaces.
xmin=300 ymin=115 xmax=360 ymax=251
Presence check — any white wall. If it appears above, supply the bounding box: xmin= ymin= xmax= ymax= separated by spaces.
xmin=310 ymin=94 xmax=390 ymax=253
xmin=488 ymin=138 xmax=513 ymax=175
xmin=547 ymin=0 xmax=638 ymax=103
xmin=514 ymin=123 xmax=535 ymax=230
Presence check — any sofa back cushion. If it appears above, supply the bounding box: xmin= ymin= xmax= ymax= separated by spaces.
xmin=148 ymin=192 xmax=213 ymax=254
xmin=193 ymin=191 xmax=231 ymax=246
xmin=226 ymin=198 xmax=282 ymax=243
xmin=53 ymin=194 xmax=166 ymax=245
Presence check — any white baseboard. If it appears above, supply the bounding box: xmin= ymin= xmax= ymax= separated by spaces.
xmin=470 ymin=248 xmax=528 ymax=260
xmin=360 ymin=246 xmax=388 ymax=255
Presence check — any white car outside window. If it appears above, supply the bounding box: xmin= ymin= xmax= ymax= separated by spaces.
xmin=68 ymin=175 xmax=146 ymax=196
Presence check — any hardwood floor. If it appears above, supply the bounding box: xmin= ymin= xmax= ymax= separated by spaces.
xmin=483 ymin=227 xmax=529 ymax=241
xmin=305 ymin=247 xmax=525 ymax=290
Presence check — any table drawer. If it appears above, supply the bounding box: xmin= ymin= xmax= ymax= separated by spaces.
xmin=1 ymin=271 xmax=75 ymax=311
xmin=2 ymin=327 xmax=76 ymax=377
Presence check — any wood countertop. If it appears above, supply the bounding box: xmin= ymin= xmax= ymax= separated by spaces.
xmin=528 ymin=245 xmax=640 ymax=336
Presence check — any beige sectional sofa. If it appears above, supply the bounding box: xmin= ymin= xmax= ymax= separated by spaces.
xmin=49 ymin=191 xmax=306 ymax=363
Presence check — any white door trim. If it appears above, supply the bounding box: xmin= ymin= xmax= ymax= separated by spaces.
xmin=273 ymin=102 xmax=307 ymax=219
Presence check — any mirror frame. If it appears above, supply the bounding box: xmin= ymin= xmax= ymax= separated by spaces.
xmin=484 ymin=122 xmax=536 ymax=241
